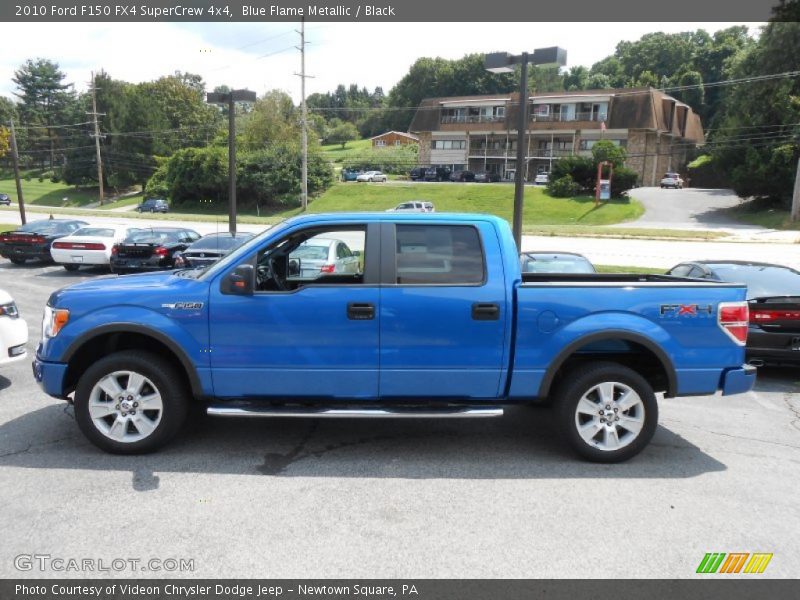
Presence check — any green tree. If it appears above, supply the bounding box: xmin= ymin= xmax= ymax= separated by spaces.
xmin=327 ymin=119 xmax=359 ymax=148
xmin=591 ymin=140 xmax=627 ymax=168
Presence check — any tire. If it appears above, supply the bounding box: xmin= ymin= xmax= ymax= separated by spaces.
xmin=9 ymin=257 xmax=26 ymax=265
xmin=150 ymin=208 xmax=155 ymax=213
xmin=74 ymin=350 xmax=190 ymax=454
xmin=63 ymin=264 xmax=80 ymax=272
xmin=552 ymin=361 xmax=658 ymax=463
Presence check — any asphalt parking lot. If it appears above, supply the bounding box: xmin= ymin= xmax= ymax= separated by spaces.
xmin=1 ymin=261 xmax=799 ymax=578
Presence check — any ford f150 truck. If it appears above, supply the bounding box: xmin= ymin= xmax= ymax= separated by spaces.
xmin=33 ymin=213 xmax=755 ymax=462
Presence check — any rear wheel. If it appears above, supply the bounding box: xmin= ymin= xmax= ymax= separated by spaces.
xmin=74 ymin=350 xmax=190 ymax=454
xmin=63 ymin=264 xmax=80 ymax=272
xmin=9 ymin=257 xmax=26 ymax=265
xmin=553 ymin=361 xmax=658 ymax=463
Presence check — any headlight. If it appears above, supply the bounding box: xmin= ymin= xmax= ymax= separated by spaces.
xmin=41 ymin=305 xmax=70 ymax=339
xmin=0 ymin=302 xmax=19 ymax=319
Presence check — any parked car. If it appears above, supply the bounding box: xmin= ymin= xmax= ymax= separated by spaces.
xmin=534 ymin=173 xmax=550 ymax=185
xmin=36 ymin=213 xmax=754 ymax=461
xmin=660 ymin=173 xmax=684 ymax=189
xmin=110 ymin=227 xmax=201 ymax=272
xmin=667 ymin=260 xmax=800 ymax=366
xmin=174 ymin=232 xmax=255 ymax=269
xmin=340 ymin=168 xmax=360 ymax=182
xmin=0 ymin=288 xmax=27 ymax=367
xmin=424 ymin=166 xmax=452 ymax=181
xmin=356 ymin=171 xmax=387 ymax=182
xmin=449 ymin=170 xmax=475 ymax=182
xmin=386 ymin=201 xmax=435 ymax=213
xmin=51 ymin=224 xmax=142 ymax=272
xmin=0 ymin=219 xmax=88 ymax=265
xmin=521 ymin=252 xmax=596 ymax=274
xmin=0 ymin=193 xmax=11 ymax=206
xmin=287 ymin=237 xmax=361 ymax=280
xmin=136 ymin=198 xmax=169 ymax=213
xmin=474 ymin=171 xmax=501 ymax=183
xmin=409 ymin=167 xmax=428 ymax=181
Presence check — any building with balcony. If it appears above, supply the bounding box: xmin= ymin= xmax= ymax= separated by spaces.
xmin=408 ymin=88 xmax=704 ymax=186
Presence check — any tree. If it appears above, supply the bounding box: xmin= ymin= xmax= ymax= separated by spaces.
xmin=564 ymin=66 xmax=589 ymax=91
xmin=240 ymin=90 xmax=299 ymax=152
xmin=591 ymin=140 xmax=627 ymax=168
xmin=327 ymin=120 xmax=358 ymax=148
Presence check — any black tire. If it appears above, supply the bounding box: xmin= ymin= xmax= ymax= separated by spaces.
xmin=63 ymin=264 xmax=80 ymax=272
xmin=552 ymin=361 xmax=658 ymax=463
xmin=9 ymin=257 xmax=26 ymax=265
xmin=150 ymin=208 xmax=155 ymax=213
xmin=74 ymin=350 xmax=190 ymax=454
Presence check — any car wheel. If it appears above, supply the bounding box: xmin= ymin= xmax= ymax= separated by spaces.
xmin=553 ymin=361 xmax=658 ymax=463
xmin=74 ymin=350 xmax=190 ymax=454
xmin=63 ymin=264 xmax=80 ymax=272
xmin=150 ymin=208 xmax=156 ymax=213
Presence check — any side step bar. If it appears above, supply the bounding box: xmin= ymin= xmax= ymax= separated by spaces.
xmin=206 ymin=405 xmax=504 ymax=419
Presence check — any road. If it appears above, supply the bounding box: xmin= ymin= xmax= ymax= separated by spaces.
xmin=0 ymin=263 xmax=799 ymax=578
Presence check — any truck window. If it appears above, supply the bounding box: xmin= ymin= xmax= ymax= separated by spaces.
xmin=395 ymin=224 xmax=484 ymax=285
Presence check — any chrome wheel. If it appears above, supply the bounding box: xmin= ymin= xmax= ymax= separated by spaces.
xmin=574 ymin=381 xmax=645 ymax=452
xmin=88 ymin=370 xmax=163 ymax=443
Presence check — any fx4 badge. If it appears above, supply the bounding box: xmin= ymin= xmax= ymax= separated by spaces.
xmin=660 ymin=304 xmax=713 ymax=317
xmin=162 ymin=302 xmax=204 ymax=310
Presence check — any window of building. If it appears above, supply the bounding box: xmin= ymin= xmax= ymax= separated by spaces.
xmin=394 ymin=225 xmax=485 ymax=285
xmin=375 ymin=140 xmax=386 ymax=147
xmin=432 ymin=140 xmax=466 ymax=150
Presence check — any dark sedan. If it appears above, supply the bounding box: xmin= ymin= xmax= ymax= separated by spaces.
xmin=110 ymin=227 xmax=201 ymax=272
xmin=521 ymin=252 xmax=596 ymax=274
xmin=174 ymin=232 xmax=255 ymax=269
xmin=667 ymin=260 xmax=800 ymax=366
xmin=474 ymin=171 xmax=501 ymax=183
xmin=449 ymin=170 xmax=475 ymax=182
xmin=0 ymin=219 xmax=88 ymax=264
xmin=0 ymin=193 xmax=11 ymax=206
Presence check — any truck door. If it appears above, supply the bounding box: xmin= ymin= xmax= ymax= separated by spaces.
xmin=208 ymin=223 xmax=380 ymax=399
xmin=378 ymin=221 xmax=508 ymax=398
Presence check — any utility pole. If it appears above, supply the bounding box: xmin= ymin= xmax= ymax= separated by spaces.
xmin=8 ymin=119 xmax=26 ymax=225
xmin=88 ymin=71 xmax=105 ymax=206
xmin=792 ymin=154 xmax=800 ymax=222
xmin=295 ymin=17 xmax=313 ymax=211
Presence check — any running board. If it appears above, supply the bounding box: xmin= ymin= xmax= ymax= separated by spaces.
xmin=206 ymin=405 xmax=504 ymax=419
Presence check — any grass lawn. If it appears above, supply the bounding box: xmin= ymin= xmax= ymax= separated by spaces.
xmin=726 ymin=199 xmax=800 ymax=230
xmin=95 ymin=192 xmax=145 ymax=210
xmin=266 ymin=182 xmax=644 ymax=227
xmin=0 ymin=178 xmax=99 ymax=207
xmin=319 ymin=139 xmax=373 ymax=162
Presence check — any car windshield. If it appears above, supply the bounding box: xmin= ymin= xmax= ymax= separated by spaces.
xmin=18 ymin=220 xmax=77 ymax=235
xmin=190 ymin=234 xmax=252 ymax=250
xmin=71 ymin=227 xmax=116 ymax=237
xmin=522 ymin=254 xmax=595 ymax=274
xmin=709 ymin=264 xmax=800 ymax=298
xmin=124 ymin=230 xmax=182 ymax=244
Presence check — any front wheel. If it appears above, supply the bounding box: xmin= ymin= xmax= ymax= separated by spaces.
xmin=553 ymin=361 xmax=658 ymax=463
xmin=74 ymin=350 xmax=190 ymax=454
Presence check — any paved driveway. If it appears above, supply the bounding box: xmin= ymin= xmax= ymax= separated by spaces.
xmin=1 ymin=263 xmax=799 ymax=578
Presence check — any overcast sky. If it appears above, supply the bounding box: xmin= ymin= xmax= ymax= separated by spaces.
xmin=0 ymin=21 xmax=764 ymax=103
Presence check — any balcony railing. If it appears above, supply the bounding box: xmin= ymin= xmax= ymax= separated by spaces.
xmin=441 ymin=115 xmax=505 ymax=124
xmin=469 ymin=147 xmax=576 ymax=158
xmin=530 ymin=111 xmax=608 ymax=123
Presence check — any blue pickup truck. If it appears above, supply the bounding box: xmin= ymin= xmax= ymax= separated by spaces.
xmin=34 ymin=213 xmax=755 ymax=462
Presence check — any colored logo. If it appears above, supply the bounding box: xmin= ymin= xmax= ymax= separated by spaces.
xmin=696 ymin=552 xmax=773 ymax=574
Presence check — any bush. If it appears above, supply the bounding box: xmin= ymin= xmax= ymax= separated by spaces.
xmin=610 ymin=166 xmax=638 ymax=199
xmin=550 ymin=155 xmax=595 ymax=190
xmin=50 ymin=174 xmax=60 ymax=183
xmin=547 ymin=175 xmax=582 ymax=198
xmin=342 ymin=144 xmax=418 ymax=175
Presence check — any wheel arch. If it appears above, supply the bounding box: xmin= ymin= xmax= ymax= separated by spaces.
xmin=539 ymin=330 xmax=677 ymax=398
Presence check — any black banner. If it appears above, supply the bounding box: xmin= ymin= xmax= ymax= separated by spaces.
xmin=0 ymin=0 xmax=782 ymax=22
xmin=3 ymin=580 xmax=800 ymax=600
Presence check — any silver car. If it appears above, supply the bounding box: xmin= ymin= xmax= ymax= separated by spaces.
xmin=386 ymin=201 xmax=436 ymax=213
xmin=288 ymin=238 xmax=361 ymax=280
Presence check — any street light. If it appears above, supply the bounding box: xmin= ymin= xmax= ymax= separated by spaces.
xmin=485 ymin=47 xmax=567 ymax=249
xmin=206 ymin=89 xmax=257 ymax=235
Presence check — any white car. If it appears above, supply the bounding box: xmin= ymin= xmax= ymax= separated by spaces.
xmin=386 ymin=201 xmax=436 ymax=213
xmin=0 ymin=289 xmax=27 ymax=366
xmin=356 ymin=170 xmax=388 ymax=182
xmin=660 ymin=172 xmax=684 ymax=189
xmin=51 ymin=225 xmax=141 ymax=271
xmin=534 ymin=173 xmax=549 ymax=185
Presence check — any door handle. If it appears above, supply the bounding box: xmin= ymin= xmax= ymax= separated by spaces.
xmin=472 ymin=302 xmax=500 ymax=321
xmin=347 ymin=302 xmax=375 ymax=320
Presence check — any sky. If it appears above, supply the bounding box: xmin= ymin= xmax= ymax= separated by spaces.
xmin=0 ymin=21 xmax=765 ymax=103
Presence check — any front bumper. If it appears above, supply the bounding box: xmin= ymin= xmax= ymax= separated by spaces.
xmin=0 ymin=316 xmax=28 ymax=366
xmin=720 ymin=364 xmax=757 ymax=396
xmin=32 ymin=351 xmax=70 ymax=398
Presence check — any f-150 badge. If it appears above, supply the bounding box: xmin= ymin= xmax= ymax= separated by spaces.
xmin=161 ymin=302 xmax=204 ymax=310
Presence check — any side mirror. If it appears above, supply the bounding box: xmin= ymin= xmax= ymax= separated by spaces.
xmin=288 ymin=258 xmax=301 ymax=277
xmin=222 ymin=264 xmax=254 ymax=295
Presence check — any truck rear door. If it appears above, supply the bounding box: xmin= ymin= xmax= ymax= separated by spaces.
xmin=378 ymin=221 xmax=509 ymax=398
